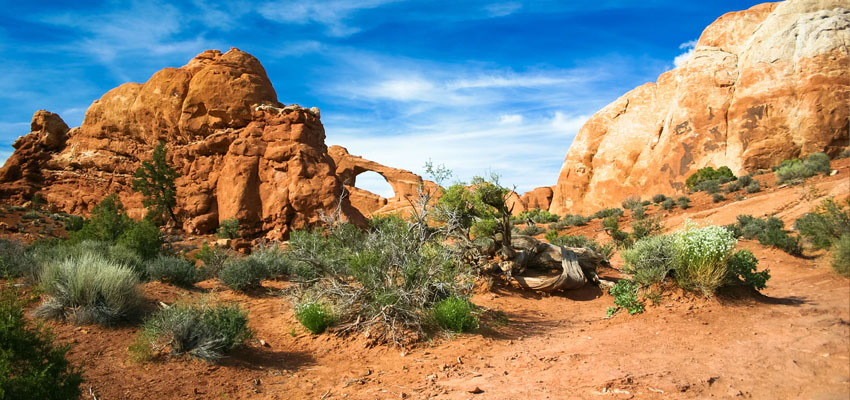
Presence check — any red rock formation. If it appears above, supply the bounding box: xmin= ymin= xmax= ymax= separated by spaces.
xmin=329 ymin=145 xmax=439 ymax=216
xmin=0 ymin=48 xmax=364 ymax=238
xmin=551 ymin=0 xmax=849 ymax=215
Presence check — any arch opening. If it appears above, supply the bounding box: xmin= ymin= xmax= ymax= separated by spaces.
xmin=353 ymin=171 xmax=395 ymax=199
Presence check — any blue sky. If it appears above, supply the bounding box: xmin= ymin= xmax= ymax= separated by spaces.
xmin=0 ymin=0 xmax=763 ymax=197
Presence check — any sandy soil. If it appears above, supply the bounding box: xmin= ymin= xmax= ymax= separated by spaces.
xmin=4 ymin=160 xmax=849 ymax=399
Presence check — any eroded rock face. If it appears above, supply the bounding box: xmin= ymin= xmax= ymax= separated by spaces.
xmin=0 ymin=48 xmax=365 ymax=238
xmin=329 ymin=145 xmax=439 ymax=216
xmin=551 ymin=0 xmax=849 ymax=215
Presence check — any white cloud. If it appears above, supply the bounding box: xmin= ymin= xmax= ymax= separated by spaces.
xmin=499 ymin=114 xmax=523 ymax=124
xmin=673 ymin=39 xmax=698 ymax=68
xmin=257 ymin=0 xmax=398 ymax=37
xmin=484 ymin=2 xmax=523 ymax=17
xmin=551 ymin=111 xmax=588 ymax=133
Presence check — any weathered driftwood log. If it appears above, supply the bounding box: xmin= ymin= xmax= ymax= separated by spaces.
xmin=508 ymin=235 xmax=611 ymax=292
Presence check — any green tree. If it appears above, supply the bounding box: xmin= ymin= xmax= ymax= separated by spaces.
xmin=133 ymin=142 xmax=179 ymax=225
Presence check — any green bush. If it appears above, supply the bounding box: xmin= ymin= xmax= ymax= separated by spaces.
xmin=512 ymin=208 xmax=560 ymax=224
xmin=672 ymin=225 xmax=736 ymax=295
xmin=592 ymin=208 xmax=624 ymax=220
xmin=69 ymin=194 xmax=131 ymax=243
xmin=726 ymin=249 xmax=770 ymax=290
xmin=621 ymin=196 xmax=641 ymax=210
xmin=194 ymin=243 xmax=230 ymax=279
xmin=730 ymin=215 xmax=801 ymax=255
xmin=622 ymin=235 xmax=675 ymax=286
xmin=712 ymin=193 xmax=726 ymax=203
xmin=294 ymin=302 xmax=334 ymax=334
xmin=0 ymin=288 xmax=83 ymax=399
xmin=602 ymin=216 xmax=632 ymax=248
xmin=30 ymin=240 xmax=145 ymax=279
xmin=147 ymin=255 xmax=198 ymax=287
xmin=661 ymin=197 xmax=675 ymax=211
xmin=249 ymin=243 xmax=291 ymax=278
xmin=745 ymin=181 xmax=761 ymax=193
xmin=35 ymin=253 xmax=142 ymax=325
xmin=630 ymin=203 xmax=647 ymax=220
xmin=723 ymin=181 xmax=742 ymax=194
xmin=518 ymin=224 xmax=545 ymax=236
xmin=116 ymin=219 xmax=162 ymax=261
xmin=630 ymin=216 xmax=663 ymax=242
xmin=795 ymin=199 xmax=850 ymax=250
xmin=63 ymin=215 xmax=84 ymax=232
xmin=652 ymin=194 xmax=667 ymax=204
xmin=132 ymin=302 xmax=252 ymax=362
xmin=216 ymin=218 xmax=241 ymax=239
xmin=686 ymin=166 xmax=735 ymax=191
xmin=218 ymin=257 xmax=268 ymax=291
xmin=775 ymin=152 xmax=831 ymax=184
xmin=832 ymin=234 xmax=850 ymax=277
xmin=693 ymin=179 xmax=721 ymax=194
xmin=432 ymin=297 xmax=478 ymax=333
xmin=676 ymin=196 xmax=691 ymax=209
xmin=608 ymin=279 xmax=644 ymax=315
xmin=0 ymin=239 xmax=35 ymax=278
xmin=562 ymin=214 xmax=589 ymax=226
xmin=738 ymin=175 xmax=753 ymax=187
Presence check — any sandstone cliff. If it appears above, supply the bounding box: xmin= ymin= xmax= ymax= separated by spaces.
xmin=550 ymin=0 xmax=849 ymax=215
xmin=0 ymin=48 xmax=368 ymax=239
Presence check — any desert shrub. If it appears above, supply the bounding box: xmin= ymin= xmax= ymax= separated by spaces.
xmin=518 ymin=224 xmax=545 ymax=236
xmin=0 ymin=239 xmax=35 ymax=278
xmin=630 ymin=203 xmax=647 ymax=220
xmin=432 ymin=297 xmax=478 ymax=333
xmin=730 ymin=215 xmax=801 ymax=255
xmin=726 ymin=249 xmax=770 ymax=290
xmin=838 ymin=149 xmax=850 ymax=159
xmin=723 ymin=181 xmax=742 ymax=194
xmin=602 ymin=216 xmax=632 ymax=248
xmin=775 ymin=152 xmax=831 ymax=184
xmin=652 ymin=194 xmax=667 ymax=204
xmin=116 ymin=219 xmax=162 ymax=261
xmin=249 ymin=243 xmax=291 ymax=278
xmin=562 ymin=214 xmax=589 ymax=226
xmin=512 ymin=208 xmax=560 ymax=224
xmin=132 ymin=142 xmax=179 ymax=225
xmin=745 ymin=181 xmax=761 ymax=193
xmin=216 ymin=218 xmax=241 ymax=239
xmin=607 ymin=279 xmax=644 ymax=315
xmin=294 ymin=301 xmax=334 ymax=334
xmin=622 ymin=235 xmax=675 ymax=286
xmin=672 ymin=224 xmax=736 ymax=295
xmin=147 ymin=255 xmax=198 ymax=287
xmin=30 ymin=240 xmax=145 ymax=279
xmin=194 ymin=243 xmax=230 ymax=279
xmin=832 ymin=234 xmax=850 ymax=276
xmin=712 ymin=193 xmax=726 ymax=203
xmin=693 ymin=179 xmax=721 ymax=194
xmin=686 ymin=166 xmax=735 ymax=191
xmin=22 ymin=210 xmax=41 ymax=220
xmin=662 ymin=197 xmax=675 ymax=211
xmin=547 ymin=233 xmax=614 ymax=260
xmin=63 ymin=215 xmax=84 ymax=232
xmin=621 ymin=196 xmax=641 ymax=210
xmin=795 ymin=199 xmax=850 ymax=250
xmin=630 ymin=216 xmax=663 ymax=241
xmin=676 ymin=196 xmax=691 ymax=209
xmin=738 ymin=175 xmax=753 ymax=187
xmin=35 ymin=253 xmax=142 ymax=325
xmin=592 ymin=208 xmax=624 ymax=220
xmin=284 ymin=215 xmax=474 ymax=344
xmin=0 ymin=288 xmax=83 ymax=399
xmin=68 ymin=194 xmax=131 ymax=244
xmin=132 ymin=302 xmax=252 ymax=363
xmin=218 ymin=257 xmax=268 ymax=291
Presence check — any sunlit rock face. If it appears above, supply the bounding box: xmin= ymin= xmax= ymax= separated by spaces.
xmin=551 ymin=0 xmax=849 ymax=215
xmin=0 ymin=48 xmax=367 ymax=239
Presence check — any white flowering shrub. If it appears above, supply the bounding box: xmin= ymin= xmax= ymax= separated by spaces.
xmin=672 ymin=223 xmax=737 ymax=295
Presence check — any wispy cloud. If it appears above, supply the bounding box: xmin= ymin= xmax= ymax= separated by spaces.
xmin=673 ymin=39 xmax=698 ymax=68
xmin=483 ymin=2 xmax=523 ymax=17
xmin=257 ymin=0 xmax=399 ymax=37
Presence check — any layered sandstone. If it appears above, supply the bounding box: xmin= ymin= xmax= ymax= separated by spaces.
xmin=0 ymin=48 xmax=364 ymax=239
xmin=551 ymin=0 xmax=849 ymax=215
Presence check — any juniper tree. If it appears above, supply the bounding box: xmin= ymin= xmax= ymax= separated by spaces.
xmin=133 ymin=142 xmax=178 ymax=225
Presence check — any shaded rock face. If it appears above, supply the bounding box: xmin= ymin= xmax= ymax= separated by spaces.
xmin=551 ymin=0 xmax=850 ymax=215
xmin=0 ymin=48 xmax=365 ymax=239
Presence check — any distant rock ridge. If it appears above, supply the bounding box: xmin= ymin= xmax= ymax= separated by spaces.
xmin=550 ymin=0 xmax=849 ymax=215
